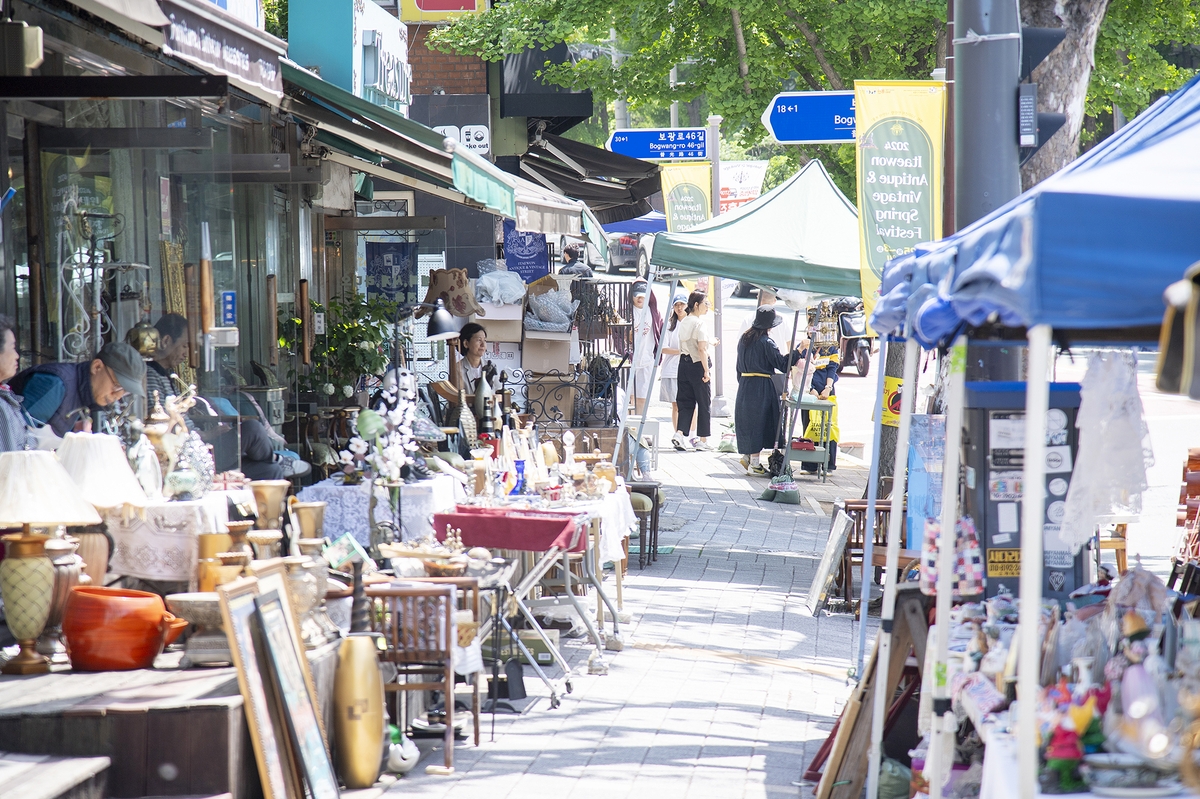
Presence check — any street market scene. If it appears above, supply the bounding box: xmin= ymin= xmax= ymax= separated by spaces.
xmin=2 ymin=0 xmax=1200 ymax=797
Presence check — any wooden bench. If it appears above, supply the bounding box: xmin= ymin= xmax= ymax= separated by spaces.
xmin=837 ymin=498 xmax=910 ymax=606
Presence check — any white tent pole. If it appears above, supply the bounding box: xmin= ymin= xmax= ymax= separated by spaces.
xmin=857 ymin=337 xmax=890 ymax=678
xmin=927 ymin=334 xmax=967 ymax=799
xmin=1017 ymin=324 xmax=1051 ymax=797
xmin=866 ymin=335 xmax=920 ymax=799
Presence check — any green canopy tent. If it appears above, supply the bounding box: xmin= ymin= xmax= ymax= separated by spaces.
xmin=649 ymin=160 xmax=861 ymax=297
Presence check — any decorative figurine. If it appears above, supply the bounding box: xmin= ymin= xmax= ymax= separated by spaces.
xmin=1041 ymin=716 xmax=1086 ymax=793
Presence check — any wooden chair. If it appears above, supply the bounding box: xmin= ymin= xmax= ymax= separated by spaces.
xmin=838 ymin=499 xmax=915 ymax=606
xmin=404 ymin=576 xmax=483 ymax=747
xmin=366 ymin=583 xmax=461 ymax=774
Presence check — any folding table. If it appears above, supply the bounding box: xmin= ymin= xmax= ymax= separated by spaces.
xmin=434 ymin=506 xmax=623 ymax=700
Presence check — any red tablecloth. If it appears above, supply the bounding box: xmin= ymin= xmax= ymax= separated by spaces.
xmin=433 ymin=506 xmax=584 ymax=553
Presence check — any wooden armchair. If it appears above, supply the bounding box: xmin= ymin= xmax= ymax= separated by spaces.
xmin=366 ymin=583 xmax=462 ymax=774
xmin=838 ymin=499 xmax=915 ymax=606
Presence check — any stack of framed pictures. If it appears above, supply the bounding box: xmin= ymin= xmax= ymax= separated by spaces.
xmin=218 ymin=560 xmax=342 ymax=799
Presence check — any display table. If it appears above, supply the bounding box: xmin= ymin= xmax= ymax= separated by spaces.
xmin=105 ymin=491 xmax=253 ymax=586
xmin=298 ymin=474 xmax=462 ymax=545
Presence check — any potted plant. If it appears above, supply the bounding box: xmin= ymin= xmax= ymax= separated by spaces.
xmin=279 ymin=295 xmax=398 ymax=406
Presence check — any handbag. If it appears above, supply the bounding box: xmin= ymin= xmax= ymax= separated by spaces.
xmin=920 ymin=515 xmax=985 ymax=599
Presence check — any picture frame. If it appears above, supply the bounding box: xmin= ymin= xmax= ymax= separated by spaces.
xmin=256 ymin=589 xmax=341 ymax=799
xmin=804 ymin=509 xmax=853 ymax=616
xmin=249 ymin=558 xmax=329 ymax=747
xmin=217 ymin=577 xmax=298 ymax=799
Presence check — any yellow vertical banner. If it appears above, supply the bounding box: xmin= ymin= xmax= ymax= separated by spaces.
xmin=661 ymin=163 xmax=712 ymax=233
xmin=854 ymin=81 xmax=946 ymax=322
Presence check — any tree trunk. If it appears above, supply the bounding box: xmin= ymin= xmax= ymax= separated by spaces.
xmin=1018 ymin=0 xmax=1111 ymax=189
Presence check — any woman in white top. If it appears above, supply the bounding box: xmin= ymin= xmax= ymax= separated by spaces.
xmin=452 ymin=322 xmax=488 ymax=393
xmin=658 ymin=292 xmax=689 ymax=433
xmin=672 ymin=291 xmax=716 ymax=451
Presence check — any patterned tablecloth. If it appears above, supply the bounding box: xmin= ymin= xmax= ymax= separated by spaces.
xmin=298 ymin=475 xmax=463 ymax=546
xmin=105 ymin=491 xmax=254 ymax=585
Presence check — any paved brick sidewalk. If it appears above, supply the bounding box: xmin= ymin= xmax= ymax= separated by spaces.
xmin=389 ymin=442 xmax=873 ymax=799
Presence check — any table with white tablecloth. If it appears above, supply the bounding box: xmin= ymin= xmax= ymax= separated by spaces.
xmin=104 ymin=490 xmax=256 ymax=586
xmin=297 ymin=475 xmax=463 ymax=546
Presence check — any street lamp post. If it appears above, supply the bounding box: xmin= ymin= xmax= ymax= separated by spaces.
xmin=708 ymin=114 xmax=730 ymax=417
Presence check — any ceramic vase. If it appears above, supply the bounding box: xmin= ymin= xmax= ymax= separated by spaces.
xmin=250 ymin=480 xmax=291 ymax=530
xmin=72 ymin=526 xmax=111 ymax=587
xmin=334 ymin=632 xmax=385 ymax=788
xmin=63 ymin=586 xmax=188 ymax=671
xmin=37 ymin=536 xmax=83 ymax=663
xmin=0 ymin=533 xmax=54 ymax=674
xmin=289 ymin=498 xmax=326 ymax=539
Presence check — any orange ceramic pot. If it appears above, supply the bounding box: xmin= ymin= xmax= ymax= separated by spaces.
xmin=63 ymin=586 xmax=189 ymax=671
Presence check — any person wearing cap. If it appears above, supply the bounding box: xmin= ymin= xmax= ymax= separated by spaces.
xmin=735 ymin=307 xmax=805 ymax=475
xmin=659 ymin=292 xmax=690 ymax=433
xmin=11 ymin=341 xmax=146 ymax=437
xmin=629 ymin=280 xmax=659 ymax=415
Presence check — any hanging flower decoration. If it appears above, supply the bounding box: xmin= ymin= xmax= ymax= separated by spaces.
xmin=342 ymin=384 xmax=355 ymax=398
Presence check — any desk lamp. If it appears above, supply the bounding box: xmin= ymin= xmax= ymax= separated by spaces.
xmin=0 ymin=450 xmax=101 ymax=674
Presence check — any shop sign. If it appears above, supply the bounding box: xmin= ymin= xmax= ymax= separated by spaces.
xmin=399 ymin=0 xmax=486 ymax=24
xmin=162 ymin=1 xmax=282 ymax=97
xmin=502 ymin=219 xmax=549 ymax=283
xmin=986 ymin=548 xmax=1020 ymax=578
xmin=853 ymin=81 xmax=945 ymax=323
xmin=359 ymin=2 xmax=410 ymax=110
xmin=410 ymin=94 xmax=490 ymax=156
xmin=881 ymin=374 xmax=903 ymax=427
xmin=221 ymin=291 xmax=237 ymax=326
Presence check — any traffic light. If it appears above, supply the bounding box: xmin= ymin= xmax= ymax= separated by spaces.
xmin=1018 ymin=27 xmax=1067 ymax=159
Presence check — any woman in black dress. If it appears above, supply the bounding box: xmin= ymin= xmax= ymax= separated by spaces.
xmin=735 ymin=307 xmax=804 ymax=475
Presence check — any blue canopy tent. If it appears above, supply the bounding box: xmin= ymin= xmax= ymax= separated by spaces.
xmin=602 ymin=210 xmax=667 ymax=235
xmin=872 ymin=73 xmax=1200 ymax=341
xmin=864 ymin=75 xmax=1200 ymax=799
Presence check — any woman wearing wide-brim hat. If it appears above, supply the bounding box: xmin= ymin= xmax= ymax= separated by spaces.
xmin=735 ymin=307 xmax=805 ymax=475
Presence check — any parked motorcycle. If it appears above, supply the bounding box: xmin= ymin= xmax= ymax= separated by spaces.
xmin=833 ymin=297 xmax=875 ymax=377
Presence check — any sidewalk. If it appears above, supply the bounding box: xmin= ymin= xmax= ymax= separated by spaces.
xmin=389 ymin=444 xmax=873 ymax=799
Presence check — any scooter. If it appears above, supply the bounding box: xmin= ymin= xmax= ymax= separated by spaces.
xmin=836 ymin=301 xmax=875 ymax=377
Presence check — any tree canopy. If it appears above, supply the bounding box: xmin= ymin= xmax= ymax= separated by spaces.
xmin=430 ymin=0 xmax=1197 ymax=200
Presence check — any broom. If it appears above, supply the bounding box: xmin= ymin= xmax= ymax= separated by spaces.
xmin=762 ymin=305 xmax=809 ymax=505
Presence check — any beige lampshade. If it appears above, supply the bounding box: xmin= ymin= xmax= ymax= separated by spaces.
xmin=0 ymin=450 xmax=102 ymax=528
xmin=56 ymin=432 xmax=149 ymax=512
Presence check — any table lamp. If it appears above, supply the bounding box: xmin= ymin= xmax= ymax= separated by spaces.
xmin=0 ymin=450 xmax=101 ymax=674
xmin=56 ymin=432 xmax=148 ymax=586
xmin=426 ymin=298 xmax=463 ymax=342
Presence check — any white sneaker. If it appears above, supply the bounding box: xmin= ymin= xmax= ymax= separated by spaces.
xmin=671 ymin=432 xmax=689 ymax=451
xmin=691 ymin=438 xmax=714 ymax=451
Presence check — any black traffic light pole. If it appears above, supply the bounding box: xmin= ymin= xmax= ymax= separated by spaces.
xmin=953 ymin=0 xmax=1066 ymax=229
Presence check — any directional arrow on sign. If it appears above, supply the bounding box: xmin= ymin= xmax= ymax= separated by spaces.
xmin=606 ymin=127 xmax=710 ymax=160
xmin=761 ymin=91 xmax=856 ymax=144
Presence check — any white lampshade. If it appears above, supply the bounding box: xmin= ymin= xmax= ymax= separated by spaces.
xmin=56 ymin=432 xmax=148 ymax=512
xmin=0 ymin=450 xmax=102 ymax=528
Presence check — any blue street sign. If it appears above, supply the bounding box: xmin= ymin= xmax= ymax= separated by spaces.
xmin=761 ymin=91 xmax=856 ymax=144
xmin=220 ymin=291 xmax=237 ymax=326
xmin=606 ymin=127 xmax=709 ymax=160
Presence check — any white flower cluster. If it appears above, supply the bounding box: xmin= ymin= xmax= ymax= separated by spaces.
xmin=337 ymin=386 xmax=420 ymax=483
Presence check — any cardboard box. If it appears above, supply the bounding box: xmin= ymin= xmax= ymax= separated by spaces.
xmin=472 ymin=302 xmax=524 ymax=344
xmin=523 ymin=329 xmax=572 ymax=374
xmin=481 ymin=628 xmax=559 ymax=666
xmin=525 ymin=374 xmax=578 ymax=425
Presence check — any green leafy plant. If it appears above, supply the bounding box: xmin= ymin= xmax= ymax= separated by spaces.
xmin=279 ymin=295 xmax=398 ymax=397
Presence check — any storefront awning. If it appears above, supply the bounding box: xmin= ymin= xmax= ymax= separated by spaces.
xmin=449 ymin=140 xmax=586 ymax=238
xmin=282 ymin=60 xmax=453 ymax=186
xmin=160 ymin=0 xmax=285 ymax=104
xmin=67 ymin=0 xmax=168 ymax=46
xmin=521 ymin=133 xmax=661 ymax=225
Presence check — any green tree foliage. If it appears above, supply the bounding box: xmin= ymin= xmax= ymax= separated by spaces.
xmin=1086 ymin=0 xmax=1200 ymax=139
xmin=264 ymin=0 xmax=287 ymax=40
xmin=429 ymin=0 xmax=946 ymax=201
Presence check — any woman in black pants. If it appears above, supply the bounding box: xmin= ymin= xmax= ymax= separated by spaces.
xmin=671 ymin=291 xmax=715 ymax=451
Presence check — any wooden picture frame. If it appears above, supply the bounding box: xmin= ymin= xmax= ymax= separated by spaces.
xmin=256 ymin=589 xmax=341 ymax=799
xmin=248 ymin=558 xmax=329 ymax=747
xmin=804 ymin=509 xmax=853 ymax=616
xmin=217 ymin=577 xmax=296 ymax=799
